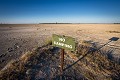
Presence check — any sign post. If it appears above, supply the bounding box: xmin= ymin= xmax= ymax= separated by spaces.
xmin=60 ymin=48 xmax=64 ymax=79
xmin=52 ymin=34 xmax=76 ymax=79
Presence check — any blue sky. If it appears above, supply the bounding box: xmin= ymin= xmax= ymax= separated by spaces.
xmin=0 ymin=0 xmax=120 ymax=23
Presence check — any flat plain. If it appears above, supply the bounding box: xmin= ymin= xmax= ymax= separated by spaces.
xmin=0 ymin=24 xmax=120 ymax=70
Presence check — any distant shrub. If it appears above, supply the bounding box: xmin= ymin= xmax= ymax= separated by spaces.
xmin=107 ymin=31 xmax=120 ymax=33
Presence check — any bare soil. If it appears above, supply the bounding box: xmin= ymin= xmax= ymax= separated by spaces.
xmin=0 ymin=24 xmax=120 ymax=70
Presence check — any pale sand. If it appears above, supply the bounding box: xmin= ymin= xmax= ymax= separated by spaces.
xmin=0 ymin=24 xmax=120 ymax=69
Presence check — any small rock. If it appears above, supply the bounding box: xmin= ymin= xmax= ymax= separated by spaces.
xmin=26 ymin=69 xmax=36 ymax=75
xmin=14 ymin=43 xmax=21 ymax=49
xmin=9 ymin=55 xmax=12 ymax=57
xmin=16 ymin=45 xmax=20 ymax=48
xmin=8 ymin=47 xmax=13 ymax=52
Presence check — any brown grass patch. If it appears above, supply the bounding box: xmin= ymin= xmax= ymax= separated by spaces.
xmin=0 ymin=42 xmax=120 ymax=80
xmin=106 ymin=31 xmax=120 ymax=33
xmin=74 ymin=43 xmax=120 ymax=80
xmin=0 ymin=45 xmax=51 ymax=80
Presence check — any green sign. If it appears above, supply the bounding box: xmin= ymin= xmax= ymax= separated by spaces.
xmin=52 ymin=34 xmax=76 ymax=51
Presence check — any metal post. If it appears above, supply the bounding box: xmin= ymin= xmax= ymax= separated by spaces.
xmin=60 ymin=48 xmax=64 ymax=79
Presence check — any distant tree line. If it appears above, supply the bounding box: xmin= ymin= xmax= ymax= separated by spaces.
xmin=114 ymin=23 xmax=120 ymax=24
xmin=39 ymin=23 xmax=72 ymax=24
xmin=39 ymin=23 xmax=120 ymax=24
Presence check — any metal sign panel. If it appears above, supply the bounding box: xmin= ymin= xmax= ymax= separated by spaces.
xmin=52 ymin=34 xmax=76 ymax=51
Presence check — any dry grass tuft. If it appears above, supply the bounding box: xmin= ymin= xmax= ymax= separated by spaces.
xmin=73 ymin=42 xmax=120 ymax=80
xmin=0 ymin=59 xmax=26 ymax=80
xmin=0 ymin=45 xmax=51 ymax=80
xmin=79 ymin=40 xmax=93 ymax=47
xmin=0 ymin=41 xmax=120 ymax=80
xmin=44 ymin=38 xmax=52 ymax=46
xmin=106 ymin=31 xmax=120 ymax=33
xmin=20 ymin=51 xmax=36 ymax=63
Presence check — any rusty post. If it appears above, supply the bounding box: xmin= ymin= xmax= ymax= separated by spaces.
xmin=60 ymin=48 xmax=64 ymax=79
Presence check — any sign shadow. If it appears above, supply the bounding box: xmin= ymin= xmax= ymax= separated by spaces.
xmin=64 ymin=37 xmax=119 ymax=71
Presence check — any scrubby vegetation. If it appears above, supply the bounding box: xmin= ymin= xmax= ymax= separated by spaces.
xmin=106 ymin=31 xmax=120 ymax=33
xmin=75 ymin=45 xmax=120 ymax=80
xmin=0 ymin=46 xmax=52 ymax=80
xmin=0 ymin=40 xmax=120 ymax=80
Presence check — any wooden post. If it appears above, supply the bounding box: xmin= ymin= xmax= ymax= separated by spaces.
xmin=60 ymin=48 xmax=64 ymax=79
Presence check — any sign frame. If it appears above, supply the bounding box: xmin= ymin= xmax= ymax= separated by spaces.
xmin=52 ymin=34 xmax=76 ymax=51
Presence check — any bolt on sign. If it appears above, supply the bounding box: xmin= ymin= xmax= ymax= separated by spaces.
xmin=52 ymin=34 xmax=76 ymax=51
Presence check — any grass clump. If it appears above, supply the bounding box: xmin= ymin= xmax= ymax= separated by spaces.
xmin=0 ymin=46 xmax=51 ymax=80
xmin=107 ymin=31 xmax=120 ymax=33
xmin=0 ymin=39 xmax=120 ymax=80
xmin=72 ymin=41 xmax=120 ymax=80
xmin=44 ymin=38 xmax=52 ymax=46
xmin=0 ymin=59 xmax=26 ymax=80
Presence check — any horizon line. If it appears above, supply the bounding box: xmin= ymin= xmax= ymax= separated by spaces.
xmin=0 ymin=23 xmax=120 ymax=24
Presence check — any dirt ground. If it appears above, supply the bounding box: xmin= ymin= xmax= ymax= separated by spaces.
xmin=0 ymin=24 xmax=120 ymax=70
